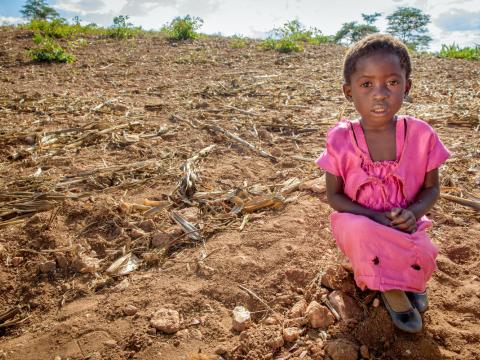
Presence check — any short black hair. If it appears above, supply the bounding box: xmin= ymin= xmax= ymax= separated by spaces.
xmin=343 ymin=33 xmax=411 ymax=84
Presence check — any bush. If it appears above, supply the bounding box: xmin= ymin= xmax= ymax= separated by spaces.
xmin=230 ymin=35 xmax=247 ymax=49
xmin=29 ymin=33 xmax=75 ymax=63
xmin=260 ymin=37 xmax=303 ymax=53
xmin=107 ymin=15 xmax=141 ymax=39
xmin=164 ymin=15 xmax=203 ymax=40
xmin=24 ymin=18 xmax=79 ymax=38
xmin=23 ymin=18 xmax=108 ymax=38
xmin=261 ymin=20 xmax=331 ymax=53
xmin=439 ymin=44 xmax=480 ymax=60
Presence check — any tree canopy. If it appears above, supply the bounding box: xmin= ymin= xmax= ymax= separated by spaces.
xmin=334 ymin=19 xmax=379 ymax=44
xmin=386 ymin=7 xmax=432 ymax=50
xmin=21 ymin=0 xmax=59 ymax=21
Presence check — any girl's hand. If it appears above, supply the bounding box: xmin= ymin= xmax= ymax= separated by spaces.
xmin=386 ymin=207 xmax=417 ymax=233
xmin=371 ymin=212 xmax=392 ymax=227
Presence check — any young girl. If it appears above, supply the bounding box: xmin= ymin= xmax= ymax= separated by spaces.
xmin=316 ymin=34 xmax=450 ymax=333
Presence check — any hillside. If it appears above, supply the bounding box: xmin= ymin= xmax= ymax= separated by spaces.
xmin=0 ymin=28 xmax=479 ymax=360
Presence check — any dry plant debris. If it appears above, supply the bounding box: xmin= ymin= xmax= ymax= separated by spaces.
xmin=0 ymin=29 xmax=478 ymax=360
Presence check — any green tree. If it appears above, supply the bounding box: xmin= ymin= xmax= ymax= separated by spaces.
xmin=21 ymin=0 xmax=59 ymax=21
xmin=334 ymin=21 xmax=379 ymax=44
xmin=386 ymin=7 xmax=432 ymax=50
xmin=362 ymin=12 xmax=382 ymax=25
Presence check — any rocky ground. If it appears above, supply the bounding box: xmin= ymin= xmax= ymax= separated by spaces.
xmin=0 ymin=27 xmax=479 ymax=360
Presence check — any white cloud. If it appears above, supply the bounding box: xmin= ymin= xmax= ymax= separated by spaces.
xmin=434 ymin=8 xmax=480 ymax=31
xmin=54 ymin=0 xmax=106 ymax=15
xmin=49 ymin=0 xmax=480 ymax=49
xmin=0 ymin=16 xmax=24 ymax=25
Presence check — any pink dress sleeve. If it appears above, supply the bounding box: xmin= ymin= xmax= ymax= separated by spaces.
xmin=426 ymin=130 xmax=450 ymax=172
xmin=315 ymin=128 xmax=343 ymax=176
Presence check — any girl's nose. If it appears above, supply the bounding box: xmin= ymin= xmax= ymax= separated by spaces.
xmin=372 ymin=85 xmax=388 ymax=99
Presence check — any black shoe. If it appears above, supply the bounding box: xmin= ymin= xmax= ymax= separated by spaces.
xmin=406 ymin=291 xmax=429 ymax=312
xmin=381 ymin=292 xmax=423 ymax=333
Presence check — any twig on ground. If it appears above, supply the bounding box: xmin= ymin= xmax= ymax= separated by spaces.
xmin=440 ymin=193 xmax=480 ymax=211
xmin=238 ymin=284 xmax=274 ymax=314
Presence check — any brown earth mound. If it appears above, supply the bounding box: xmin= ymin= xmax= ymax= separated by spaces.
xmin=0 ymin=28 xmax=479 ymax=360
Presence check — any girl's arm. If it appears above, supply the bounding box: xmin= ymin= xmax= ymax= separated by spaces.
xmin=387 ymin=168 xmax=440 ymax=233
xmin=325 ymin=172 xmax=391 ymax=226
xmin=407 ymin=168 xmax=440 ymax=218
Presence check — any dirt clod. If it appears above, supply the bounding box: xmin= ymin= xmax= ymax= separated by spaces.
xmin=282 ymin=327 xmax=302 ymax=342
xmin=150 ymin=308 xmax=180 ymax=334
xmin=288 ymin=298 xmax=307 ymax=318
xmin=325 ymin=339 xmax=359 ymax=360
xmin=232 ymin=306 xmax=251 ymax=332
xmin=328 ymin=290 xmax=363 ymax=320
xmin=306 ymin=301 xmax=335 ymax=329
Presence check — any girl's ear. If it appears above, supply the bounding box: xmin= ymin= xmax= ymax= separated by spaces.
xmin=343 ymin=83 xmax=352 ymax=101
xmin=405 ymin=79 xmax=412 ymax=96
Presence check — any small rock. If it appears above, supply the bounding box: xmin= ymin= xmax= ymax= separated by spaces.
xmin=325 ymin=339 xmax=359 ymax=360
xmin=22 ymin=135 xmax=36 ymax=145
xmin=283 ymin=327 xmax=301 ymax=342
xmin=176 ymin=329 xmax=189 ymax=338
xmin=72 ymin=253 xmax=100 ymax=273
xmin=360 ymin=345 xmax=369 ymax=359
xmin=306 ymin=301 xmax=335 ymax=329
xmin=270 ymin=148 xmax=283 ymax=157
xmin=190 ymin=328 xmax=203 ymax=340
xmin=138 ymin=219 xmax=155 ymax=232
xmin=257 ymin=129 xmax=274 ymax=142
xmin=263 ymin=313 xmax=283 ymax=325
xmin=150 ymin=308 xmax=180 ymax=334
xmin=103 ymin=339 xmax=117 ymax=348
xmin=328 ymin=291 xmax=362 ymax=320
xmin=267 ymin=334 xmax=284 ymax=349
xmin=284 ymin=316 xmax=308 ymax=328
xmin=56 ymin=254 xmax=69 ymax=269
xmin=177 ymin=207 xmax=199 ymax=222
xmin=289 ymin=298 xmax=307 ymax=318
xmin=215 ymin=345 xmax=229 ymax=355
xmin=151 ymin=232 xmax=171 ymax=247
xmin=309 ymin=339 xmax=325 ymax=358
xmin=123 ymin=305 xmax=138 ymax=316
xmin=11 ymin=257 xmax=24 ymax=267
xmin=372 ymin=298 xmax=380 ymax=308
xmin=232 ymin=306 xmax=251 ymax=332
xmin=130 ymin=228 xmax=146 ymax=239
xmin=279 ymin=159 xmax=296 ymax=168
xmin=115 ymin=278 xmax=130 ymax=290
xmin=146 ymin=327 xmax=157 ymax=335
xmin=321 ymin=265 xmax=355 ymax=294
xmin=38 ymin=260 xmax=56 ymax=274
xmin=54 ymin=356 xmax=62 ymax=360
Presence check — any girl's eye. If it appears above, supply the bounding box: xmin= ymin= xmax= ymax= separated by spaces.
xmin=360 ymin=82 xmax=371 ymax=88
xmin=388 ymin=80 xmax=399 ymax=86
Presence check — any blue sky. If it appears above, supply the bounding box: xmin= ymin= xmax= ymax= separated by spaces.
xmin=1 ymin=0 xmax=480 ymax=51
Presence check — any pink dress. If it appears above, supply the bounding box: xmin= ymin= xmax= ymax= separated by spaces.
xmin=316 ymin=116 xmax=450 ymax=292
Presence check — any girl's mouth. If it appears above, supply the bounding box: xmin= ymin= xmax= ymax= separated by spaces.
xmin=371 ymin=107 xmax=388 ymax=114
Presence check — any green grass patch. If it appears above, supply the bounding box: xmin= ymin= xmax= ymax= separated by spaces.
xmin=439 ymin=44 xmax=480 ymax=60
xmin=29 ymin=33 xmax=75 ymax=63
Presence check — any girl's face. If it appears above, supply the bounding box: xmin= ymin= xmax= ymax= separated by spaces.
xmin=343 ymin=52 xmax=411 ymax=127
